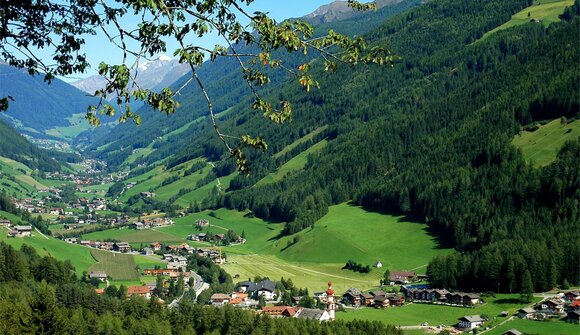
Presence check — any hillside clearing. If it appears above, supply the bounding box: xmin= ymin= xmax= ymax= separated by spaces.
xmin=512 ymin=118 xmax=580 ymax=167
xmin=255 ymin=139 xmax=329 ymax=187
xmin=481 ymin=0 xmax=573 ymax=40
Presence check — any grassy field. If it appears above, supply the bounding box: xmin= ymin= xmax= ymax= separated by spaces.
xmin=485 ymin=318 xmax=579 ymax=335
xmin=337 ymin=294 xmax=541 ymax=327
xmin=44 ymin=113 xmax=93 ymax=140
xmin=512 ymin=118 xmax=580 ymax=167
xmin=88 ymin=249 xmax=141 ymax=280
xmin=0 ymin=156 xmax=47 ymax=197
xmin=271 ymin=203 xmax=449 ymax=270
xmin=255 ymin=139 xmax=329 ymax=187
xmin=0 ymin=228 xmax=96 ymax=276
xmin=77 ymin=203 xmax=450 ymax=292
xmin=482 ymin=0 xmax=573 ymax=39
xmin=0 ymin=210 xmax=23 ymax=223
xmin=273 ymin=126 xmax=328 ymax=158
xmin=174 ymin=172 xmax=238 ymax=207
xmin=82 ymin=226 xmax=183 ymax=243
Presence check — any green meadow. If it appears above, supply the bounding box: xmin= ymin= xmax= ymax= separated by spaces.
xmin=174 ymin=172 xmax=238 ymax=207
xmin=271 ymin=203 xmax=449 ymax=270
xmin=0 ymin=228 xmax=96 ymax=276
xmin=88 ymin=249 xmax=163 ymax=281
xmin=77 ymin=203 xmax=450 ymax=292
xmin=485 ymin=318 xmax=579 ymax=335
xmin=255 ymin=139 xmax=329 ymax=187
xmin=482 ymin=0 xmax=573 ymax=39
xmin=512 ymin=118 xmax=580 ymax=167
xmin=273 ymin=125 xmax=328 ymax=159
xmin=337 ymin=294 xmax=541 ymax=327
xmin=0 ymin=156 xmax=48 ymax=197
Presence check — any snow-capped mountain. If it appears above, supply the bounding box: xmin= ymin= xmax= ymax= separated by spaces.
xmin=71 ymin=55 xmax=190 ymax=97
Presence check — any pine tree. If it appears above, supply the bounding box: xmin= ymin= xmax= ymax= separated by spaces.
xmin=520 ymin=270 xmax=534 ymax=303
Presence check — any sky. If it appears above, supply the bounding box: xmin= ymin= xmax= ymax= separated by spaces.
xmin=37 ymin=1 xmax=334 ymax=81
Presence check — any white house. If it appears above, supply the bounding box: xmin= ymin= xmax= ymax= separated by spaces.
xmin=296 ymin=308 xmax=331 ymax=322
xmin=458 ymin=315 xmax=485 ymax=329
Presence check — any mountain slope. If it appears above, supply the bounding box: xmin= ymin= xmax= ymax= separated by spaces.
xmin=0 ymin=64 xmax=99 ymax=135
xmin=0 ymin=119 xmax=61 ymax=172
xmin=86 ymin=0 xmax=423 ymax=167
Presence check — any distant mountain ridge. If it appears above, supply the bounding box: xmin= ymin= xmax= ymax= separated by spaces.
xmin=303 ymin=0 xmax=404 ymax=24
xmin=71 ymin=55 xmax=190 ymax=96
xmin=0 ymin=63 xmax=99 ymax=134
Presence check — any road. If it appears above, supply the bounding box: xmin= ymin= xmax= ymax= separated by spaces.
xmin=168 ymin=271 xmax=209 ymax=309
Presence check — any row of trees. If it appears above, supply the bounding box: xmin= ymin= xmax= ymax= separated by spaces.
xmin=0 ymin=242 xmax=403 ymax=334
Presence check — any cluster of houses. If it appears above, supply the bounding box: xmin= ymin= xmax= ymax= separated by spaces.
xmin=13 ymin=195 xmax=109 ymax=215
xmin=187 ymin=232 xmax=245 ymax=245
xmin=209 ymin=281 xmax=339 ymax=322
xmin=44 ymin=159 xmax=124 ymax=185
xmin=64 ymin=239 xmax=133 ymax=253
xmin=517 ymin=291 xmax=580 ymax=323
xmin=401 ymin=286 xmax=480 ymax=306
xmin=133 ymin=217 xmax=174 ymax=230
xmin=342 ymin=288 xmax=405 ymax=308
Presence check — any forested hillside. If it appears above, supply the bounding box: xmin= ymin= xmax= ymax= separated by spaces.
xmin=91 ymin=0 xmax=579 ymax=293
xmin=85 ymin=0 xmax=423 ymax=167
xmin=0 ymin=64 xmax=98 ymax=134
xmin=0 ymin=119 xmax=62 ymax=172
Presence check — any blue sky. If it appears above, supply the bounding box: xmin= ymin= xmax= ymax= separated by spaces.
xmin=48 ymin=1 xmax=333 ymax=81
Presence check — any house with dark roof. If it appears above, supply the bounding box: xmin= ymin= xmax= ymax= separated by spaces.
xmin=236 ymin=280 xmax=277 ymax=300
xmin=518 ymin=307 xmax=536 ymax=319
xmin=89 ymin=271 xmax=108 ymax=281
xmin=113 ymin=242 xmax=131 ymax=253
xmin=342 ymin=288 xmax=362 ymax=306
xmin=458 ymin=315 xmax=485 ymax=329
xmin=502 ymin=329 xmax=522 ymax=335
xmin=296 ymin=308 xmax=331 ymax=322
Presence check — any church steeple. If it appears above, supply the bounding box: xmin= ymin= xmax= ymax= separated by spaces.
xmin=326 ymin=281 xmax=336 ymax=320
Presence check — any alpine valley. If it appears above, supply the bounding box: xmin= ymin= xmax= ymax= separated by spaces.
xmin=0 ymin=0 xmax=578 ymax=334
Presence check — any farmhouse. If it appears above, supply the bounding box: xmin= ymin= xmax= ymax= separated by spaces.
xmin=127 ymin=286 xmax=151 ymax=299
xmin=151 ymin=242 xmax=162 ymax=251
xmin=390 ymin=271 xmax=416 ymax=284
xmin=141 ymin=247 xmax=154 ymax=255
xmin=0 ymin=219 xmax=11 ymax=227
xmin=458 ymin=315 xmax=485 ymax=330
xmin=9 ymin=226 xmax=32 ymax=237
xmin=502 ymin=329 xmax=522 ymax=335
xmin=64 ymin=237 xmax=78 ymax=244
xmin=296 ymin=308 xmax=331 ymax=322
xmin=113 ymin=242 xmax=132 ymax=253
xmin=89 ymin=271 xmax=108 ymax=281
xmin=260 ymin=306 xmax=299 ymax=317
xmin=518 ymin=307 xmax=536 ymax=319
xmin=140 ymin=192 xmax=156 ymax=198
xmin=343 ymin=288 xmax=362 ymax=306
xmin=134 ymin=222 xmax=145 ymax=230
xmin=237 ymin=280 xmax=277 ymax=300
xmin=210 ymin=293 xmax=230 ymax=305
